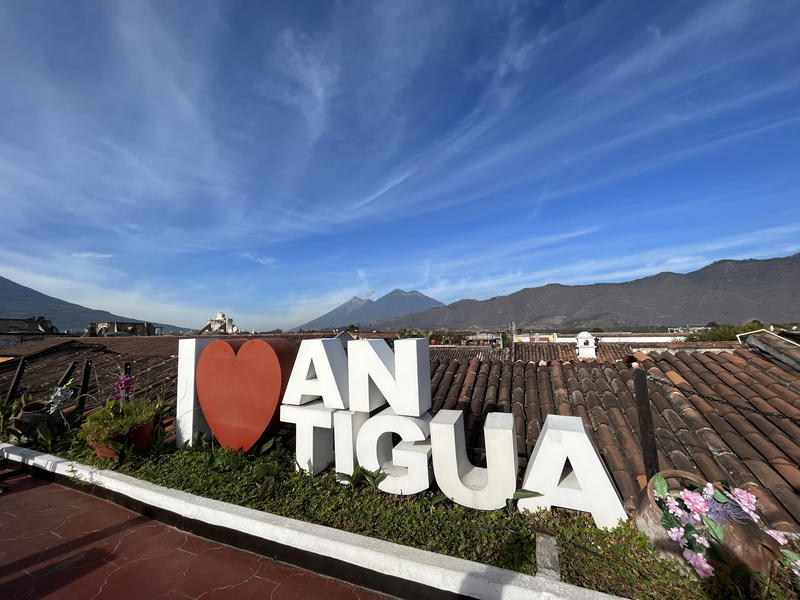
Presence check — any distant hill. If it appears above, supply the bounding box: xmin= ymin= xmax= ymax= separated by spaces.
xmin=0 ymin=275 xmax=186 ymax=333
xmin=296 ymin=289 xmax=444 ymax=331
xmin=369 ymin=254 xmax=800 ymax=331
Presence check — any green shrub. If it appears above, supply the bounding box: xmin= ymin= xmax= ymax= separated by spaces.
xmin=78 ymin=399 xmax=157 ymax=446
xmin=686 ymin=321 xmax=764 ymax=342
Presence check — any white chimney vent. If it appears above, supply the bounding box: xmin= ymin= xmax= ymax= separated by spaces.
xmin=576 ymin=331 xmax=597 ymax=360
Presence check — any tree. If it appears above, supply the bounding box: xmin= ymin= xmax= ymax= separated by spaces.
xmin=686 ymin=321 xmax=764 ymax=342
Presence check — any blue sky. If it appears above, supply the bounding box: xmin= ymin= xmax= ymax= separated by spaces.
xmin=1 ymin=0 xmax=799 ymax=330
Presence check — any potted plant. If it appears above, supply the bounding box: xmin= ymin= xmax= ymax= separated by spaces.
xmin=78 ymin=375 xmax=159 ymax=459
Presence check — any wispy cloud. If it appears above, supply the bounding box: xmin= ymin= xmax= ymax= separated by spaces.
xmin=257 ymin=29 xmax=340 ymax=144
xmin=71 ymin=252 xmax=114 ymax=260
xmin=240 ymin=253 xmax=278 ymax=267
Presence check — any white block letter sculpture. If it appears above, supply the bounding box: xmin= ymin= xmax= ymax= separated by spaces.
xmin=518 ymin=414 xmax=627 ymax=529
xmin=280 ymin=401 xmax=335 ymax=475
xmin=430 ymin=410 xmax=517 ymax=510
xmin=355 ymin=408 xmax=432 ymax=495
xmin=283 ymin=339 xmax=349 ymax=409
xmin=333 ymin=409 xmax=369 ymax=477
xmin=348 ymin=339 xmax=431 ymax=416
xmin=176 ymin=337 xmax=217 ymax=445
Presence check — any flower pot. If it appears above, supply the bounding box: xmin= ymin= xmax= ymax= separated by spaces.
xmin=90 ymin=420 xmax=155 ymax=460
xmin=92 ymin=441 xmax=119 ymax=459
xmin=128 ymin=419 xmax=155 ymax=451
xmin=635 ymin=470 xmax=779 ymax=576
xmin=17 ymin=402 xmax=55 ymax=432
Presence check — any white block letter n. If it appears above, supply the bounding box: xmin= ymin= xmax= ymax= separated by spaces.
xmin=347 ymin=338 xmax=431 ymax=416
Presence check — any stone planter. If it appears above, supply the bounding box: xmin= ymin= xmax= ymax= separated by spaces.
xmin=635 ymin=470 xmax=780 ymax=576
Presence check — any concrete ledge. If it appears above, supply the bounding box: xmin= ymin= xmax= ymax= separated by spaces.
xmin=0 ymin=443 xmax=623 ymax=600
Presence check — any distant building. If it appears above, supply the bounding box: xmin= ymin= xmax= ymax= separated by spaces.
xmin=667 ymin=326 xmax=710 ymax=334
xmin=575 ymin=331 xmax=597 ymax=359
xmin=0 ymin=316 xmax=57 ymax=334
xmin=0 ymin=316 xmax=59 ymax=350
xmin=86 ymin=321 xmax=160 ymax=336
xmin=514 ymin=333 xmax=553 ymax=343
xmin=200 ymin=312 xmax=239 ymax=335
xmin=463 ymin=332 xmax=503 ymax=347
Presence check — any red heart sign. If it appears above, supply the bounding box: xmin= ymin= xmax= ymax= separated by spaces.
xmin=195 ymin=338 xmax=297 ymax=451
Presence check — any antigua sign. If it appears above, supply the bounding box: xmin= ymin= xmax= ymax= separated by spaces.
xmin=176 ymin=337 xmax=628 ymax=528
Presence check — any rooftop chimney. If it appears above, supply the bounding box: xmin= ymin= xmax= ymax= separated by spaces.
xmin=576 ymin=331 xmax=597 ymax=360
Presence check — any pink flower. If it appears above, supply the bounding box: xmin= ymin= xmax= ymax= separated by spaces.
xmin=730 ymin=488 xmax=757 ymax=513
xmin=702 ymin=483 xmax=715 ymax=501
xmin=765 ymin=530 xmax=788 ymax=545
xmin=695 ymin=535 xmax=710 ymax=548
xmin=668 ymin=527 xmax=687 ymax=547
xmin=683 ymin=549 xmax=715 ymax=579
xmin=792 ymin=559 xmax=800 ymax=578
xmin=666 ymin=495 xmax=684 ymax=518
xmin=680 ymin=512 xmax=701 ymax=526
xmin=680 ymin=489 xmax=709 ymax=516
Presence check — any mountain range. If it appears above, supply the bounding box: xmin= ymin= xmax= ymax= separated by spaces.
xmin=3 ymin=253 xmax=797 ymax=334
xmin=295 ymin=289 xmax=444 ymax=331
xmin=368 ymin=253 xmax=800 ymax=331
xmin=0 ymin=275 xmax=185 ymax=333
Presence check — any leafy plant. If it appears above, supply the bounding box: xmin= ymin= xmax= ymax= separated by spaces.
xmin=0 ymin=394 xmax=26 ymax=437
xmin=78 ymin=398 xmax=157 ymax=447
xmin=505 ymin=488 xmax=542 ymax=516
xmin=337 ymin=465 xmax=386 ymax=490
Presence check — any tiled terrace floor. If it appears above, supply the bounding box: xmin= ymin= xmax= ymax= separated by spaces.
xmin=0 ymin=473 xmax=394 ymax=600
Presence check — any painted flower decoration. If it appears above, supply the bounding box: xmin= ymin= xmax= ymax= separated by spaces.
xmin=683 ymin=549 xmax=714 ymax=579
xmin=667 ymin=527 xmax=687 ymax=547
xmin=766 ymin=529 xmax=789 ymax=545
xmin=651 ymin=474 xmax=800 ymax=582
xmin=680 ymin=489 xmax=708 ymax=516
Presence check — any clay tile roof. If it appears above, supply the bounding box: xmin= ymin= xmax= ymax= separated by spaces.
xmin=631 ymin=341 xmax=740 ymax=351
xmin=513 ymin=342 xmax=632 ymax=362
xmin=0 ymin=338 xmax=181 ymax=413
xmin=429 ymin=346 xmax=509 ymax=362
xmin=743 ymin=331 xmax=800 ymax=374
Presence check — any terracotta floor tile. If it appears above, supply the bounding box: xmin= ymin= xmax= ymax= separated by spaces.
xmin=197 ymin=575 xmax=278 ymax=600
xmin=176 ymin=531 xmax=224 ymax=555
xmin=270 ymin=572 xmax=360 ymax=600
xmin=254 ymin=557 xmax=300 ymax=583
xmin=0 ymin=476 xmax=396 ymax=600
xmin=176 ymin=546 xmax=262 ymax=598
xmin=95 ymin=549 xmax=197 ymax=600
xmin=4 ymin=547 xmax=119 ymax=600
